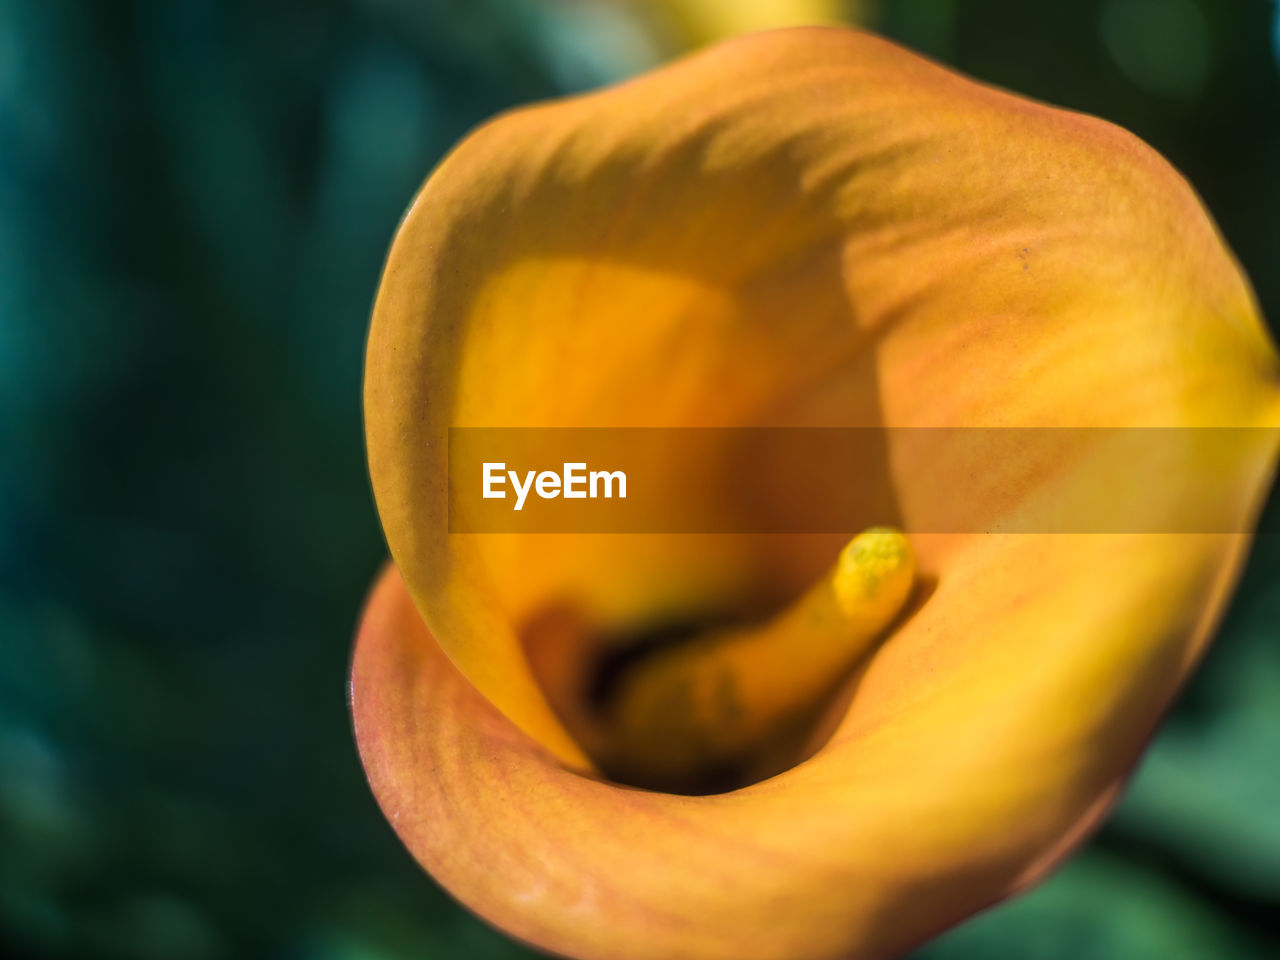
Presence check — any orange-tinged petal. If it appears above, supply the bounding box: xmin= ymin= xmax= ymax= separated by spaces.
xmin=353 ymin=534 xmax=1249 ymax=960
xmin=359 ymin=26 xmax=1280 ymax=960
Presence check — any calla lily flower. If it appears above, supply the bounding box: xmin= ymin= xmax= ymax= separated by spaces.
xmin=352 ymin=27 xmax=1280 ymax=960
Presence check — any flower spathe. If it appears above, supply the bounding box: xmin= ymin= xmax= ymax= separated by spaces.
xmin=354 ymin=27 xmax=1280 ymax=960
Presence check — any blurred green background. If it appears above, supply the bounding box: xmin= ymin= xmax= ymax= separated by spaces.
xmin=2 ymin=1 xmax=1278 ymax=957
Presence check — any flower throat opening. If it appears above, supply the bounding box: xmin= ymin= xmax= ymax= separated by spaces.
xmin=522 ymin=528 xmax=918 ymax=795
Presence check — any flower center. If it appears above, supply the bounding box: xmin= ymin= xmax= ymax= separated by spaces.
xmin=523 ymin=528 xmax=916 ymax=794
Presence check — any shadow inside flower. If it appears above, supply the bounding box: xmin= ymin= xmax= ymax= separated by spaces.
xmin=522 ymin=573 xmax=939 ymax=794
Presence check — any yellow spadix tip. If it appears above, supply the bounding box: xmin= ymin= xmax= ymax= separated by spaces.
xmin=834 ymin=527 xmax=916 ymax=624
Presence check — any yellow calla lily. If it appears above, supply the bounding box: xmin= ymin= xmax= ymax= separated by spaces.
xmin=353 ymin=27 xmax=1280 ymax=960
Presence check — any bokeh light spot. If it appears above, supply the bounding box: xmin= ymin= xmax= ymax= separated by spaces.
xmin=1273 ymin=0 xmax=1280 ymax=66
xmin=1101 ymin=0 xmax=1212 ymax=99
